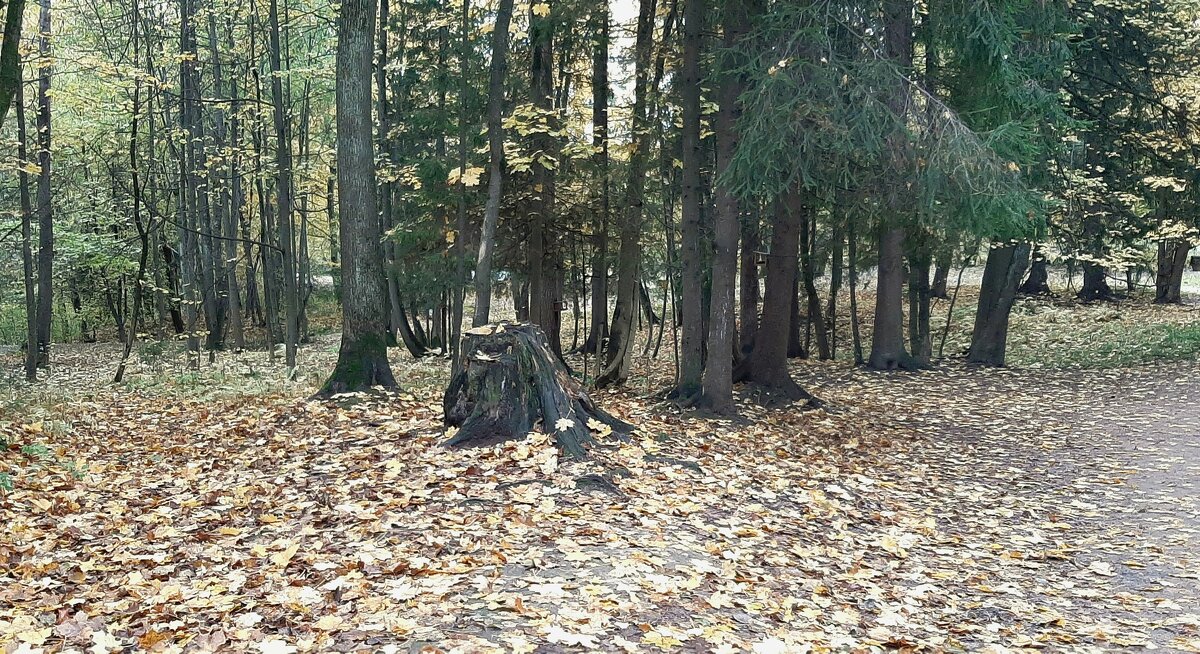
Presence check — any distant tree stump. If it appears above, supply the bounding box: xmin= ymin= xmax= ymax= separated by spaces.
xmin=443 ymin=322 xmax=633 ymax=458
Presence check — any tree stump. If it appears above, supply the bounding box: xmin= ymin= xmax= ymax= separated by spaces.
xmin=443 ymin=322 xmax=633 ymax=458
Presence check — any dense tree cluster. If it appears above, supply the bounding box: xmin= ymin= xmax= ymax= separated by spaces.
xmin=1 ymin=0 xmax=1198 ymax=410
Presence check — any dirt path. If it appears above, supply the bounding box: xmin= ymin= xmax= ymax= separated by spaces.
xmin=806 ymin=363 xmax=1200 ymax=651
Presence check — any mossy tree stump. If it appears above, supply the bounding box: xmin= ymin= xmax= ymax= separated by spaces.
xmin=443 ymin=322 xmax=632 ymax=458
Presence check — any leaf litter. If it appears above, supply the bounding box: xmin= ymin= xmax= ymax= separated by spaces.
xmin=1 ymin=337 xmax=1199 ymax=653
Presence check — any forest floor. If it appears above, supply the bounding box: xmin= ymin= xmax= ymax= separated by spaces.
xmin=3 ymin=290 xmax=1200 ymax=653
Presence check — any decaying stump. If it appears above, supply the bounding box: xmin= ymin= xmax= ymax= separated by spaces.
xmin=443 ymin=322 xmax=633 ymax=458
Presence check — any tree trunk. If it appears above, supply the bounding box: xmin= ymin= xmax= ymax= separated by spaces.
xmin=738 ymin=206 xmax=760 ymax=355
xmin=268 ymin=0 xmax=299 ymax=371
xmin=931 ymin=251 xmax=950 ymax=298
xmin=1019 ymin=247 xmax=1051 ymax=295
xmin=597 ymin=0 xmax=656 ymax=388
xmin=1077 ymin=214 xmax=1112 ymax=302
xmin=869 ymin=0 xmax=920 ymax=371
xmin=825 ymin=210 xmax=844 ymax=358
xmin=318 ymin=0 xmax=398 ymax=396
xmin=17 ymin=66 xmax=36 ymax=381
xmin=907 ymin=251 xmax=932 ymax=362
xmin=1154 ymin=238 xmax=1190 ymax=304
xmin=733 ymin=186 xmax=814 ymax=403
xmin=675 ymin=0 xmax=705 ymax=398
xmin=445 ymin=323 xmax=632 ymax=459
xmin=582 ymin=1 xmax=609 ymax=358
xmin=0 ymin=0 xmax=25 ymax=126
xmin=698 ymin=0 xmax=753 ymax=412
xmin=799 ymin=196 xmax=830 ymax=360
xmin=527 ymin=0 xmax=561 ymax=356
xmin=967 ymin=243 xmax=1030 ymax=366
xmin=34 ymin=0 xmax=52 ymax=369
xmin=869 ymin=227 xmax=921 ymax=370
xmin=472 ymin=0 xmax=515 ymax=327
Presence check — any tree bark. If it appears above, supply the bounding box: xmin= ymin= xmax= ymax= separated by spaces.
xmin=733 ymin=185 xmax=814 ymax=402
xmin=675 ymin=0 xmax=705 ymax=397
xmin=34 ymin=0 xmax=52 ymax=369
xmin=472 ymin=0 xmax=515 ymax=327
xmin=1154 ymin=238 xmax=1190 ymax=304
xmin=799 ymin=196 xmax=830 ymax=360
xmin=527 ymin=0 xmax=561 ymax=355
xmin=738 ymin=207 xmax=760 ymax=354
xmin=869 ymin=0 xmax=919 ymax=371
xmin=967 ymin=243 xmax=1030 ymax=366
xmin=318 ymin=0 xmax=398 ymax=396
xmin=16 ymin=65 xmax=36 ymax=380
xmin=907 ymin=250 xmax=932 ymax=362
xmin=268 ymin=0 xmax=299 ymax=371
xmin=582 ymin=1 xmax=609 ymax=359
xmin=597 ymin=0 xmax=656 ymax=388
xmin=1019 ymin=247 xmax=1051 ymax=295
xmin=0 ymin=0 xmax=24 ymax=127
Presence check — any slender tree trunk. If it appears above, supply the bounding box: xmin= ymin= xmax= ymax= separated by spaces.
xmin=675 ymin=0 xmax=704 ymax=397
xmin=17 ymin=67 xmax=36 ymax=380
xmin=848 ymin=216 xmax=864 ymax=365
xmin=34 ymin=0 xmax=52 ymax=369
xmin=738 ymin=207 xmax=760 ymax=354
xmin=800 ymin=197 xmax=830 ymax=360
xmin=967 ymin=243 xmax=1030 ymax=366
xmin=268 ymin=0 xmax=299 ymax=371
xmin=319 ymin=0 xmax=397 ymax=396
xmin=906 ymin=252 xmax=932 ymax=362
xmin=931 ymin=251 xmax=951 ymax=298
xmin=450 ymin=0 xmax=470 ymax=373
xmin=825 ymin=210 xmax=844 ymax=358
xmin=472 ymin=0 xmax=515 ymax=327
xmin=597 ymin=0 xmax=656 ymax=387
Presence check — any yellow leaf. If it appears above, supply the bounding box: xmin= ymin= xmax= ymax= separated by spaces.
xmin=532 ymin=2 xmax=550 ymax=17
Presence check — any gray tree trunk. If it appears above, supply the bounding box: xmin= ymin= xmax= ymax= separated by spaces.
xmin=968 ymin=243 xmax=1030 ymax=366
xmin=472 ymin=0 xmax=515 ymax=327
xmin=318 ymin=0 xmax=397 ymax=396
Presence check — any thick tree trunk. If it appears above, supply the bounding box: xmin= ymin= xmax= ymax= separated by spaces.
xmin=967 ymin=243 xmax=1030 ymax=366
xmin=0 ymin=0 xmax=24 ymax=127
xmin=318 ymin=0 xmax=397 ymax=397
xmin=1077 ymin=214 xmax=1113 ymax=302
xmin=870 ymin=0 xmax=920 ymax=371
xmin=445 ymin=323 xmax=632 ymax=459
xmin=472 ymin=0 xmax=514 ymax=327
xmin=597 ymin=0 xmax=656 ymax=388
xmin=869 ymin=227 xmax=921 ymax=370
xmin=733 ymin=186 xmax=814 ymax=403
xmin=1154 ymin=238 xmax=1190 ymax=304
xmin=34 ymin=0 xmax=52 ymax=369
xmin=698 ymin=0 xmax=753 ymax=412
